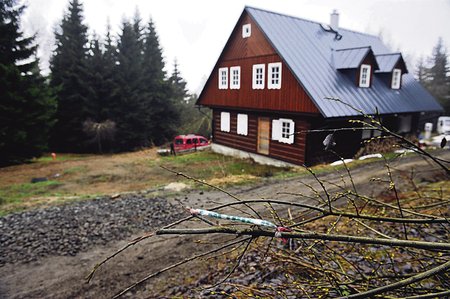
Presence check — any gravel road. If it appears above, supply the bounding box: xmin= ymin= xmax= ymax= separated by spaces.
xmin=0 ymin=195 xmax=183 ymax=266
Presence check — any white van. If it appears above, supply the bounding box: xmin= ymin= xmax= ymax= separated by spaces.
xmin=437 ymin=116 xmax=450 ymax=134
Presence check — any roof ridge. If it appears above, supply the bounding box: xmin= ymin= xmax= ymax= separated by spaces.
xmin=335 ymin=46 xmax=371 ymax=51
xmin=244 ymin=5 xmax=380 ymax=39
xmin=375 ymin=52 xmax=402 ymax=56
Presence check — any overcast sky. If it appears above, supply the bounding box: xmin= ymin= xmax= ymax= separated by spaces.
xmin=21 ymin=0 xmax=450 ymax=94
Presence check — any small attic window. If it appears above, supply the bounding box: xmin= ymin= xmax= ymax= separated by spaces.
xmin=242 ymin=24 xmax=251 ymax=38
xmin=391 ymin=68 xmax=402 ymax=89
xmin=359 ymin=64 xmax=371 ymax=88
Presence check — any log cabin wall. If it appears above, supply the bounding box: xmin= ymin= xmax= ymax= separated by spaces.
xmin=213 ymin=109 xmax=310 ymax=165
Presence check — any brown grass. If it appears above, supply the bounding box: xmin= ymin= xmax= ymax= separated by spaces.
xmin=0 ymin=149 xmax=162 ymax=195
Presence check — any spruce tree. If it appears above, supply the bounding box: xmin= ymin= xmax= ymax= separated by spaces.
xmin=142 ymin=20 xmax=180 ymax=144
xmin=111 ymin=20 xmax=151 ymax=150
xmin=168 ymin=61 xmax=211 ymax=138
xmin=0 ymin=0 xmax=56 ymax=165
xmin=415 ymin=56 xmax=429 ymax=85
xmin=85 ymin=36 xmax=102 ymax=119
xmin=101 ymin=22 xmax=119 ymax=121
xmin=85 ymin=34 xmax=117 ymax=121
xmin=169 ymin=59 xmax=188 ymax=104
xmin=426 ymin=38 xmax=450 ymax=113
xmin=81 ymin=35 xmax=117 ymax=152
xmin=50 ymin=0 xmax=91 ymax=152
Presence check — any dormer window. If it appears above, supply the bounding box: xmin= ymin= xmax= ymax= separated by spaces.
xmin=359 ymin=64 xmax=371 ymax=88
xmin=218 ymin=67 xmax=228 ymax=89
xmin=391 ymin=68 xmax=401 ymax=89
xmin=242 ymin=24 xmax=251 ymax=38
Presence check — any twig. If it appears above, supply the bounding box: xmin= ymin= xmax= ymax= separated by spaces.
xmin=385 ymin=159 xmax=409 ymax=240
xmin=349 ymin=191 xmax=441 ymax=219
xmin=160 ymin=165 xmax=262 ymax=219
xmin=193 ymin=214 xmax=216 ymax=226
xmin=350 ymin=218 xmax=394 ymax=239
xmin=112 ymin=236 xmax=252 ymax=299
xmin=202 ymin=198 xmax=450 ymax=224
xmin=205 ymin=237 xmax=254 ymax=289
xmin=304 ymin=166 xmax=333 ymax=212
xmin=85 ymin=215 xmax=193 ymax=283
xmin=398 ymin=290 xmax=450 ymax=299
xmin=338 ymin=259 xmax=450 ymax=299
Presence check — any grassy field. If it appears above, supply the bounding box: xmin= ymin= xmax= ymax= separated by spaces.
xmin=0 ymin=149 xmax=302 ymax=215
xmin=0 ymin=148 xmax=416 ymax=216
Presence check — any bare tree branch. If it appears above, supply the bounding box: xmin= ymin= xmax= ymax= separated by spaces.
xmin=338 ymin=259 xmax=450 ymax=299
xmin=399 ymin=290 xmax=450 ymax=299
xmin=156 ymin=227 xmax=450 ymax=251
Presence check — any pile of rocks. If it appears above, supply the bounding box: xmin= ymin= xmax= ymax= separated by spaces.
xmin=0 ymin=195 xmax=183 ymax=266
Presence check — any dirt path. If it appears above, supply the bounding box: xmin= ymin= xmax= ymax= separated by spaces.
xmin=1 ymin=151 xmax=448 ymax=299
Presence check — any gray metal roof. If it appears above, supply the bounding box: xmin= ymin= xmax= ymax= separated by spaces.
xmin=375 ymin=53 xmax=404 ymax=73
xmin=333 ymin=47 xmax=371 ymax=69
xmin=246 ymin=7 xmax=443 ymax=118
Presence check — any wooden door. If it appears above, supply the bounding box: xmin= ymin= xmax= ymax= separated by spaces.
xmin=257 ymin=117 xmax=270 ymax=155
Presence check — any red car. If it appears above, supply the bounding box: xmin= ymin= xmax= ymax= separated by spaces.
xmin=173 ymin=135 xmax=209 ymax=152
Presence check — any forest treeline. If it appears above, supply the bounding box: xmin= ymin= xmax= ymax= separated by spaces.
xmin=48 ymin=0 xmax=210 ymax=154
xmin=1 ymin=0 xmax=449 ymax=166
xmin=416 ymin=37 xmax=450 ymax=115
xmin=0 ymin=0 xmax=210 ymax=165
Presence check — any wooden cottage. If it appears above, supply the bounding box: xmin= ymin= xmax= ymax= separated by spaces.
xmin=197 ymin=7 xmax=442 ymax=166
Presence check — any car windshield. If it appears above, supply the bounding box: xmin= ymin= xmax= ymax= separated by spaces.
xmin=174 ymin=139 xmax=183 ymax=145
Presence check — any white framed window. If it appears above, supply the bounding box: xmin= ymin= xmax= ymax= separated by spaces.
xmin=391 ymin=68 xmax=401 ymax=89
xmin=268 ymin=62 xmax=282 ymax=89
xmin=230 ymin=66 xmax=241 ymax=89
xmin=359 ymin=64 xmax=371 ymax=88
xmin=242 ymin=24 xmax=251 ymax=38
xmin=220 ymin=112 xmax=230 ymax=132
xmin=218 ymin=67 xmax=228 ymax=89
xmin=252 ymin=64 xmax=265 ymax=89
xmin=237 ymin=114 xmax=248 ymax=136
xmin=272 ymin=118 xmax=294 ymax=144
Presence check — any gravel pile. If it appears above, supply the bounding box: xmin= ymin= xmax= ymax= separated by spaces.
xmin=0 ymin=195 xmax=183 ymax=266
